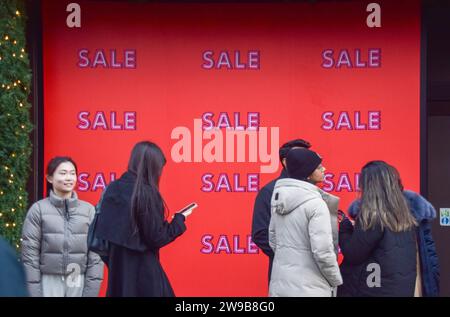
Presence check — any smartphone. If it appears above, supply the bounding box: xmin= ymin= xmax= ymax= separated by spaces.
xmin=179 ymin=202 xmax=198 ymax=214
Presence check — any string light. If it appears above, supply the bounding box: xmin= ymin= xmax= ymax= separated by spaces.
xmin=16 ymin=10 xmax=20 ymax=16
xmin=4 ymin=35 xmax=9 ymax=40
xmin=13 ymin=40 xmax=17 ymax=45
xmin=12 ymin=53 xmax=16 ymax=57
xmin=11 ymin=208 xmax=15 ymax=212
xmin=0 ymin=213 xmax=2 ymax=217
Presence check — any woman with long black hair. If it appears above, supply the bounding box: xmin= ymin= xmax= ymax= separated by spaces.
xmin=95 ymin=141 xmax=191 ymax=297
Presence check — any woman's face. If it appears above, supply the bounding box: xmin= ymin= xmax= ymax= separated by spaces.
xmin=309 ymin=164 xmax=326 ymax=183
xmin=47 ymin=162 xmax=77 ymax=195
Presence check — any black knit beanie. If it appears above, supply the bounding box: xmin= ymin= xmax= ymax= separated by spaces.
xmin=286 ymin=148 xmax=322 ymax=181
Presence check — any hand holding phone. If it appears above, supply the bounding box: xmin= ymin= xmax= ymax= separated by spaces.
xmin=337 ymin=210 xmax=347 ymax=223
xmin=179 ymin=202 xmax=198 ymax=218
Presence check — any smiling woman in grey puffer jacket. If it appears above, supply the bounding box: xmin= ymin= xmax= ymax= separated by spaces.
xmin=269 ymin=148 xmax=342 ymax=297
xmin=21 ymin=157 xmax=103 ymax=297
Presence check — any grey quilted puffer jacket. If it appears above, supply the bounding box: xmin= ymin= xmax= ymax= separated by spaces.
xmin=21 ymin=190 xmax=103 ymax=297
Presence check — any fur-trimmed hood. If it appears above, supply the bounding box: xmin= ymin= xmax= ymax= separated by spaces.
xmin=348 ymin=190 xmax=436 ymax=221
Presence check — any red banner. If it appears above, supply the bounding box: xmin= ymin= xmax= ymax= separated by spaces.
xmin=42 ymin=0 xmax=421 ymax=296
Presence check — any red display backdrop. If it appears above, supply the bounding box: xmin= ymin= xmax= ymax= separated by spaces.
xmin=42 ymin=0 xmax=421 ymax=296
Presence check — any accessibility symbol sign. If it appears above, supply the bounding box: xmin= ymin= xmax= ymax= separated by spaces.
xmin=440 ymin=208 xmax=450 ymax=226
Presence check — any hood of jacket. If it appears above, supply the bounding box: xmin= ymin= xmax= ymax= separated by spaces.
xmin=271 ymin=178 xmax=321 ymax=216
xmin=348 ymin=190 xmax=436 ymax=221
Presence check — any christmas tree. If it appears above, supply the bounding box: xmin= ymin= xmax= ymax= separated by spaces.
xmin=0 ymin=0 xmax=33 ymax=249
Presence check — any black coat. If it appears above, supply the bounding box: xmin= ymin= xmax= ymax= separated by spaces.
xmin=251 ymin=169 xmax=287 ymax=283
xmin=95 ymin=172 xmax=186 ymax=297
xmin=338 ymin=217 xmax=417 ymax=297
xmin=347 ymin=191 xmax=440 ymax=296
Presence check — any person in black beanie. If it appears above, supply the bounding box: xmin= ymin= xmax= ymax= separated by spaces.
xmin=269 ymin=148 xmax=342 ymax=296
xmin=285 ymin=148 xmax=323 ymax=181
xmin=251 ymin=139 xmax=311 ymax=285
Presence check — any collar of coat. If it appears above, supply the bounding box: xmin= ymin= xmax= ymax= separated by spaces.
xmin=348 ymin=190 xmax=436 ymax=222
xmin=49 ymin=190 xmax=79 ymax=209
xmin=118 ymin=171 xmax=137 ymax=183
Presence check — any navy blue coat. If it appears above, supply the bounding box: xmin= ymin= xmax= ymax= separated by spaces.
xmin=0 ymin=237 xmax=28 ymax=296
xmin=251 ymin=169 xmax=287 ymax=282
xmin=95 ymin=172 xmax=186 ymax=297
xmin=345 ymin=190 xmax=440 ymax=297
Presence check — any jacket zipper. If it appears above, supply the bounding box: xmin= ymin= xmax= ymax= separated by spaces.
xmin=63 ymin=199 xmax=69 ymax=279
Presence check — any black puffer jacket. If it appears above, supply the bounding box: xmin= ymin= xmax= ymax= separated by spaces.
xmin=337 ymin=218 xmax=417 ymax=297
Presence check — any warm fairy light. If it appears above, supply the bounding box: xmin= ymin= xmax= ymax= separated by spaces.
xmin=4 ymin=35 xmax=9 ymax=40
xmin=13 ymin=40 xmax=17 ymax=45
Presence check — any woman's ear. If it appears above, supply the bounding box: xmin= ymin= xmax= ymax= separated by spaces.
xmin=46 ymin=175 xmax=53 ymax=184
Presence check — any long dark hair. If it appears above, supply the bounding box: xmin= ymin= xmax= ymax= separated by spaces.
xmin=46 ymin=156 xmax=78 ymax=197
xmin=129 ymin=141 xmax=167 ymax=234
xmin=359 ymin=160 xmax=417 ymax=232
